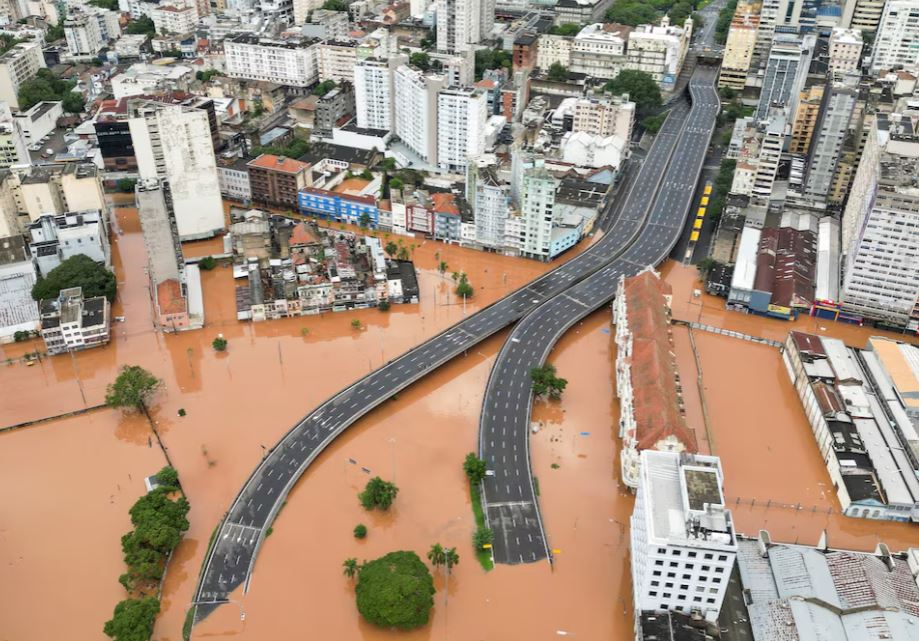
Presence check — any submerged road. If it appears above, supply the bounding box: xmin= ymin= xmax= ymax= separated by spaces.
xmin=191 ymin=93 xmax=694 ymax=621
xmin=479 ymin=65 xmax=721 ymax=565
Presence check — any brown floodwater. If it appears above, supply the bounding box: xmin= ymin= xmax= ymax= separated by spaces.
xmin=0 ymin=410 xmax=168 ymax=641
xmin=190 ymin=311 xmax=634 ymax=641
xmin=3 ymin=212 xmax=918 ymax=641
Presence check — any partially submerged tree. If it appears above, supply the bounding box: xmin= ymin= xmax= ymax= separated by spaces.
xmin=355 ymin=551 xmax=434 ymax=629
xmin=105 ymin=366 xmax=162 ymax=413
xmin=358 ymin=476 xmax=399 ymax=511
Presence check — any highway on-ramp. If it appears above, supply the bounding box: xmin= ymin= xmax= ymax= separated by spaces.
xmin=191 ymin=93 xmax=693 ymax=622
xmin=478 ymin=65 xmax=721 ymax=565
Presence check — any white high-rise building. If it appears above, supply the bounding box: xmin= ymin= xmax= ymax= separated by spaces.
xmin=394 ymin=64 xmax=443 ymax=163
xmin=437 ymin=0 xmax=492 ymax=52
xmin=128 ymin=100 xmax=224 ymax=240
xmin=65 ymin=13 xmax=104 ymax=55
xmin=354 ymin=57 xmax=402 ymax=131
xmin=466 ymin=154 xmax=509 ymax=250
xmin=224 ymin=34 xmax=318 ymax=87
xmin=842 ymin=0 xmax=886 ymax=31
xmin=519 ymin=162 xmax=558 ymax=260
xmin=437 ymin=86 xmax=486 ymax=173
xmin=841 ymin=108 xmax=919 ymax=331
xmin=0 ymin=42 xmax=46 ymax=110
xmin=630 ymin=451 xmax=737 ymax=625
xmin=871 ymin=0 xmax=919 ymax=73
xmin=754 ymin=0 xmax=803 ymax=61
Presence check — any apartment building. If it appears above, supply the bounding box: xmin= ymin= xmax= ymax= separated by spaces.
xmin=354 ymin=57 xmax=402 ymax=131
xmin=626 ymin=16 xmax=692 ymax=89
xmin=0 ymin=42 xmax=45 ymax=110
xmin=572 ymin=95 xmax=635 ymax=141
xmin=224 ymin=33 xmax=319 ymax=88
xmin=437 ymin=86 xmax=486 ymax=173
xmin=27 ymin=211 xmax=110 ymax=277
xmin=520 ymin=162 xmax=558 ymax=260
xmin=827 ymin=27 xmax=863 ymax=76
xmin=570 ymin=23 xmax=629 ymax=81
xmin=466 ymin=154 xmax=509 ymax=251
xmin=535 ymin=33 xmax=572 ymax=69
xmin=718 ymin=0 xmax=760 ymax=90
xmin=128 ymin=98 xmax=224 ymax=240
xmin=841 ymin=108 xmax=919 ymax=330
xmin=247 ymin=154 xmax=312 ymax=210
xmin=151 ymin=3 xmax=198 ymax=35
xmin=217 ymin=157 xmax=251 ymax=202
xmin=436 ymin=0 xmax=492 ymax=52
xmin=38 ymin=287 xmax=110 ymax=355
xmin=729 ymin=114 xmax=787 ymax=205
xmin=789 ymin=85 xmax=823 ymax=155
xmin=753 ymin=0 xmax=803 ymax=62
xmin=801 ymin=73 xmax=858 ymax=203
xmin=0 ymin=121 xmax=27 ymax=167
xmin=630 ymin=451 xmax=737 ymax=626
xmin=110 ymin=63 xmax=194 ymax=100
xmin=316 ymin=41 xmax=357 ymax=84
xmin=842 ymin=0 xmax=886 ymax=31
xmin=64 ymin=12 xmax=104 ymax=56
xmin=394 ymin=64 xmax=443 ymax=164
xmin=871 ymin=0 xmax=919 ymax=73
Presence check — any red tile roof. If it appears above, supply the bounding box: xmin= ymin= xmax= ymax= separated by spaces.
xmin=248 ymin=153 xmax=311 ymax=174
xmin=156 ymin=279 xmax=186 ymax=315
xmin=623 ymin=271 xmax=697 ymax=453
xmin=431 ymin=192 xmax=459 ymax=216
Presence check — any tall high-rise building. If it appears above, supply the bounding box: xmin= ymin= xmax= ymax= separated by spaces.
xmin=436 ymin=86 xmax=486 ymax=173
xmin=128 ymin=99 xmax=224 ymax=240
xmin=394 ymin=63 xmax=443 ymax=163
xmin=630 ymin=450 xmax=737 ymax=626
xmin=719 ymin=0 xmax=761 ymax=90
xmin=871 ymin=0 xmax=919 ymax=72
xmin=841 ymin=109 xmax=919 ymax=331
xmin=827 ymin=27 xmax=863 ymax=76
xmin=755 ymin=34 xmax=813 ymax=121
xmin=841 ymin=0 xmax=886 ymax=31
xmin=466 ymin=154 xmax=509 ymax=250
xmin=801 ymin=73 xmax=858 ymax=202
xmin=519 ymin=161 xmax=558 ymax=260
xmin=436 ymin=0 xmax=493 ymax=52
xmin=354 ymin=57 xmax=403 ymax=131
xmin=753 ymin=0 xmax=803 ymax=63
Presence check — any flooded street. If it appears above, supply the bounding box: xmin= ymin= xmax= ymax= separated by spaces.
xmin=0 ymin=411 xmax=167 ymax=641
xmin=1 ymin=209 xmax=918 ymax=641
xmin=192 ymin=311 xmax=634 ymax=641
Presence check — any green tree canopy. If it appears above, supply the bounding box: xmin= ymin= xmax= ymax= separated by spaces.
xmin=463 ymin=452 xmax=487 ymax=484
xmin=321 ymin=0 xmax=348 ymax=9
xmin=530 ymin=363 xmax=568 ymax=400
xmin=549 ymin=23 xmax=581 ymax=35
xmin=455 ymin=273 xmax=473 ymax=298
xmin=103 ymin=597 xmax=160 ymax=641
xmin=31 ymin=254 xmax=116 ymax=302
xmin=155 ymin=466 xmax=180 ymax=491
xmin=359 ymin=476 xmax=399 ymax=510
xmin=17 ymin=68 xmax=80 ymax=111
xmin=389 ymin=176 xmax=404 ymax=190
xmin=409 ymin=52 xmax=431 ymax=71
xmin=312 ymin=79 xmax=336 ymax=96
xmin=605 ymin=0 xmax=659 ymax=25
xmin=547 ymin=62 xmax=570 ymax=82
xmin=355 ymin=551 xmax=435 ymax=630
xmin=105 ymin=365 xmax=162 ymax=411
xmin=604 ymin=69 xmax=662 ymax=117
xmin=89 ymin=0 xmax=119 ymax=8
xmin=125 ymin=15 xmax=155 ymax=36
xmin=474 ymin=49 xmax=512 ymax=80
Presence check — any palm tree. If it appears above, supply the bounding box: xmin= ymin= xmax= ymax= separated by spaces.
xmin=438 ymin=260 xmax=448 ymax=278
xmin=428 ymin=543 xmax=446 ymax=570
xmin=444 ymin=547 xmax=459 ymax=576
xmin=342 ymin=557 xmax=358 ymax=580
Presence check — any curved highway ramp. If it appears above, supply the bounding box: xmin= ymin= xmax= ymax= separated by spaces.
xmin=478 ymin=65 xmax=721 ymax=565
xmin=190 ymin=94 xmax=694 ymax=623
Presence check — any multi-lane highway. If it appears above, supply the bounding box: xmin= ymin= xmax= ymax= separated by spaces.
xmin=190 ymin=88 xmax=696 ymax=622
xmin=479 ymin=65 xmax=721 ymax=565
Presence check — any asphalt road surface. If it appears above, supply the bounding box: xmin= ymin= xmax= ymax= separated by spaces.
xmin=478 ymin=66 xmax=721 ymax=565
xmin=190 ymin=91 xmax=697 ymax=622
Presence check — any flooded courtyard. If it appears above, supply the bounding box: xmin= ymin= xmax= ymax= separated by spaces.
xmin=1 ymin=209 xmax=917 ymax=641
